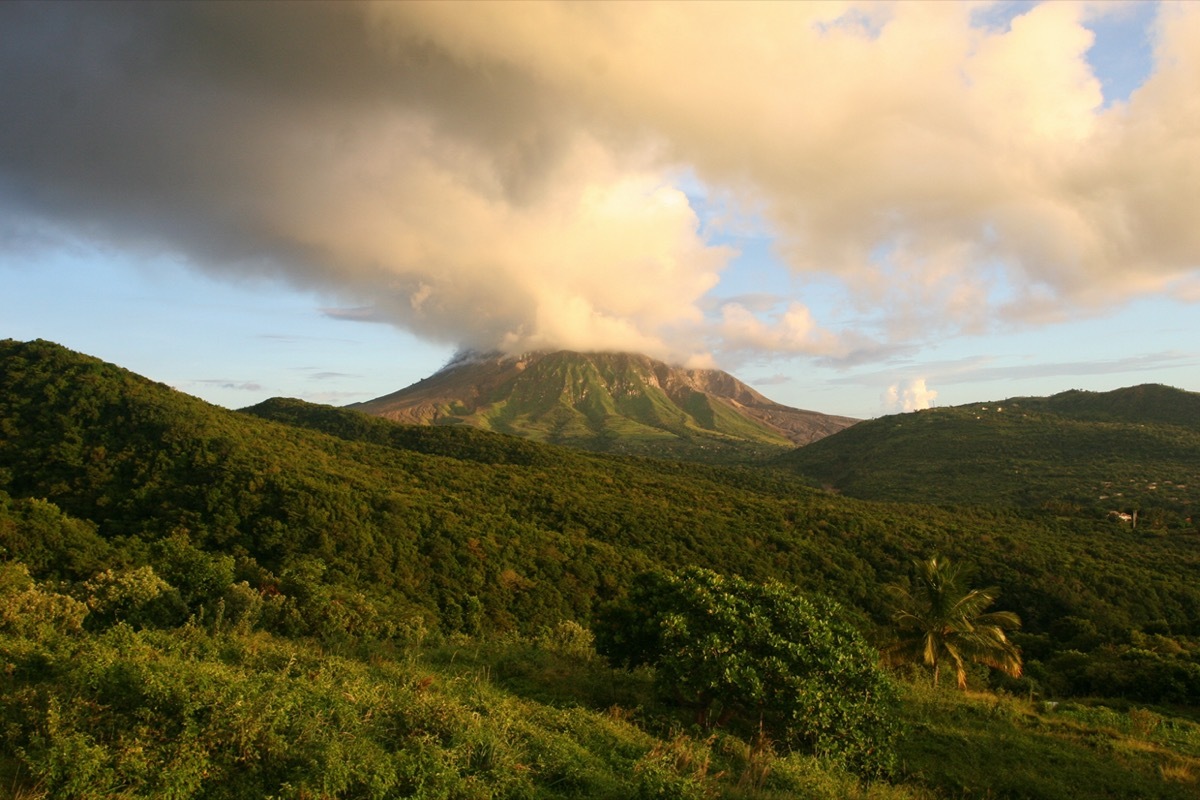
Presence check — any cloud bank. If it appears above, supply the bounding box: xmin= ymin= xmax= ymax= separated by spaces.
xmin=1 ymin=1 xmax=1197 ymax=367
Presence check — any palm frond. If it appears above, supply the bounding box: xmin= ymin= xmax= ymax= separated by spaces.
xmin=883 ymin=555 xmax=1023 ymax=688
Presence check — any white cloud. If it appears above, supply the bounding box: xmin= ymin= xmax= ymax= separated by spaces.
xmin=1 ymin=1 xmax=1196 ymax=367
xmin=716 ymin=301 xmax=846 ymax=358
xmin=882 ymin=378 xmax=939 ymax=414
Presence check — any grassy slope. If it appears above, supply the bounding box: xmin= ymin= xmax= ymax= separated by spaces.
xmin=3 ymin=624 xmax=1197 ymax=800
xmin=896 ymin=680 xmax=1200 ymax=799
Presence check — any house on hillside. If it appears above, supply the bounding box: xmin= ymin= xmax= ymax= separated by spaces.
xmin=1108 ymin=510 xmax=1137 ymax=528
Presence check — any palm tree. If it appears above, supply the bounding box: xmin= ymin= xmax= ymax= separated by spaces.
xmin=885 ymin=555 xmax=1022 ymax=688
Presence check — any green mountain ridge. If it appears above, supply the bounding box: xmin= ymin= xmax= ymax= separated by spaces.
xmin=2 ymin=337 xmax=1197 ymax=642
xmin=778 ymin=384 xmax=1200 ymax=523
xmin=1018 ymin=383 xmax=1200 ymax=427
xmin=348 ymin=350 xmax=858 ymax=463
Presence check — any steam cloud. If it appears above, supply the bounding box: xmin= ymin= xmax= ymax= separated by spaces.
xmin=2 ymin=1 xmax=1197 ymax=367
xmin=882 ymin=379 xmax=939 ymax=414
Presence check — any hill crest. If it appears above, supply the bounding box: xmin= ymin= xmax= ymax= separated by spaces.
xmin=778 ymin=383 xmax=1200 ymax=516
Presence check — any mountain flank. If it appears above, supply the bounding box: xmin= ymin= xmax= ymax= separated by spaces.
xmin=349 ymin=350 xmax=858 ymax=463
xmin=778 ymin=383 xmax=1200 ymax=524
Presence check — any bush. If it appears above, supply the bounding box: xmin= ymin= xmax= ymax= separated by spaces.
xmin=537 ymin=619 xmax=597 ymax=659
xmin=594 ymin=567 xmax=898 ymax=776
xmin=0 ymin=561 xmax=88 ymax=637
xmin=82 ymin=565 xmax=182 ymax=629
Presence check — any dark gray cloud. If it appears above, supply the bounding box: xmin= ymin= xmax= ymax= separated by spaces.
xmin=2 ymin=1 xmax=1198 ymax=368
xmin=0 ymin=1 xmax=729 ymax=361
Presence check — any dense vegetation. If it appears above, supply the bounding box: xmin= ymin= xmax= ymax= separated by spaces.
xmin=2 ymin=338 xmax=1200 ymax=796
xmin=777 ymin=385 xmax=1200 ymax=530
xmin=594 ymin=567 xmax=899 ymax=776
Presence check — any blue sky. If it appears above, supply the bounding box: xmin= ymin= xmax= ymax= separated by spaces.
xmin=2 ymin=1 xmax=1196 ymax=419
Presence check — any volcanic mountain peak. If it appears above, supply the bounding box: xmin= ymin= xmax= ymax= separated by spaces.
xmin=349 ymin=350 xmax=857 ymax=463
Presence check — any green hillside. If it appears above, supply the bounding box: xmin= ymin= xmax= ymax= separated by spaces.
xmin=4 ymin=338 xmax=1200 ymax=662
xmin=476 ymin=351 xmax=770 ymax=450
xmin=349 ymin=350 xmax=855 ymax=464
xmin=777 ymin=385 xmax=1200 ymax=527
xmin=3 ymin=339 xmax=1200 ymax=797
xmin=1024 ymin=384 xmax=1200 ymax=427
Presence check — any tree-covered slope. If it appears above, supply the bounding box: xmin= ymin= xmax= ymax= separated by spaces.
xmin=242 ymin=396 xmax=560 ymax=468
xmin=4 ymin=339 xmax=1200 ymax=705
xmin=776 ymin=385 xmax=1200 ymax=526
xmin=5 ymin=338 xmax=1200 ymax=798
xmin=1023 ymin=383 xmax=1200 ymax=428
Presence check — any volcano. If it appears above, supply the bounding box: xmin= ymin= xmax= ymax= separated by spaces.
xmin=349 ymin=351 xmax=857 ymax=463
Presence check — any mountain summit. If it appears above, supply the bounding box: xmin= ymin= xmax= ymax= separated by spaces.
xmin=348 ymin=351 xmax=857 ymax=462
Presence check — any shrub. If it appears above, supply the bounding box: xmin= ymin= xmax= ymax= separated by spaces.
xmin=0 ymin=562 xmax=88 ymax=637
xmin=594 ymin=567 xmax=898 ymax=776
xmin=82 ymin=565 xmax=181 ymax=629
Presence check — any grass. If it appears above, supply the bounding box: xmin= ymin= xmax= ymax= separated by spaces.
xmin=408 ymin=635 xmax=1200 ymax=800
xmin=895 ymin=681 xmax=1200 ymax=799
xmin=4 ymin=624 xmax=1200 ymax=798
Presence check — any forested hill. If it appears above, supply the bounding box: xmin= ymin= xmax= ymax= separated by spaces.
xmin=1019 ymin=383 xmax=1200 ymax=428
xmin=242 ymin=396 xmax=560 ymax=468
xmin=777 ymin=384 xmax=1200 ymax=524
xmin=3 ymin=338 xmax=893 ymax=635
xmin=3 ymin=339 xmax=1200 ymax=704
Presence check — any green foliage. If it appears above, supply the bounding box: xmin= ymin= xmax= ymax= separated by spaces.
xmin=778 ymin=386 xmax=1200 ymax=530
xmin=885 ymin=556 xmax=1022 ymax=689
xmin=632 ymin=734 xmax=716 ymax=800
xmin=1039 ymin=644 xmax=1200 ymax=704
xmin=3 ymin=337 xmax=1200 ymax=710
xmin=0 ymin=562 xmax=88 ymax=638
xmin=82 ymin=565 xmax=180 ymax=629
xmin=243 ymin=395 xmax=559 ymax=468
xmin=896 ymin=679 xmax=1200 ymax=799
xmin=537 ymin=619 xmax=598 ymax=660
xmin=0 ymin=626 xmax=717 ymax=800
xmin=595 ymin=568 xmax=898 ymax=776
xmin=0 ymin=617 xmax=1196 ymax=798
xmin=151 ymin=530 xmax=235 ymax=609
xmin=0 ymin=493 xmax=110 ymax=579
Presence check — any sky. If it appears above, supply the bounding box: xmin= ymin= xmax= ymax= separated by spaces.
xmin=1 ymin=0 xmax=1197 ymax=419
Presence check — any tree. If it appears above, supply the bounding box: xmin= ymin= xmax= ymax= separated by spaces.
xmin=82 ymin=565 xmax=181 ymax=629
xmin=885 ymin=555 xmax=1022 ymax=688
xmin=594 ymin=567 xmax=897 ymax=776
